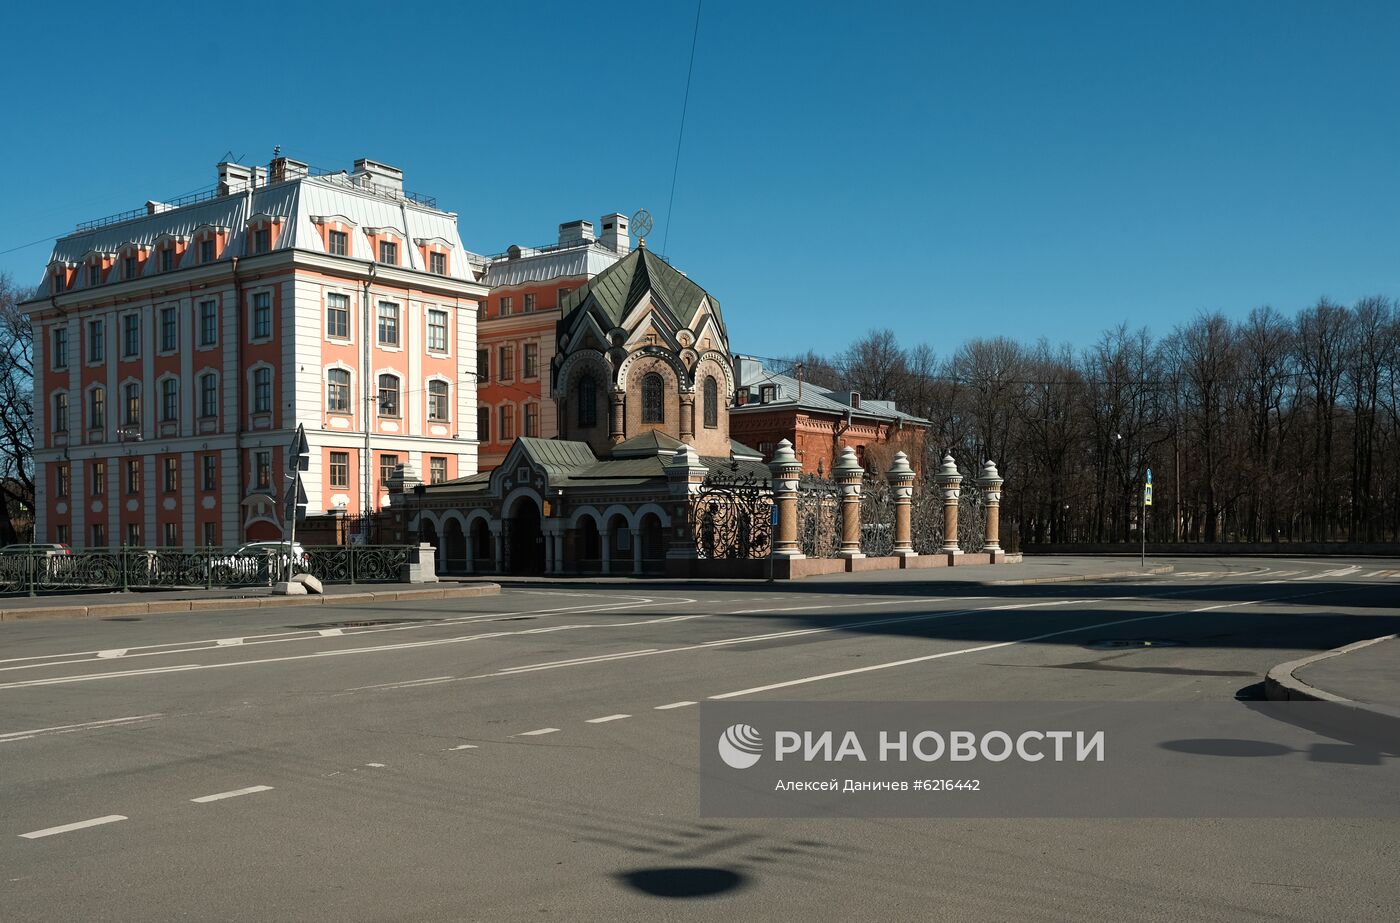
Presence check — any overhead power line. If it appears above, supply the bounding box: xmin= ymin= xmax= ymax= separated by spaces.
xmin=663 ymin=0 xmax=703 ymax=257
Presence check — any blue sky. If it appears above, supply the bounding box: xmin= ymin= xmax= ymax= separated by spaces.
xmin=2 ymin=1 xmax=1397 ymax=358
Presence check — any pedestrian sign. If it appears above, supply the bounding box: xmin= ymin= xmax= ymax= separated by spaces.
xmin=1144 ymin=468 xmax=1153 ymax=507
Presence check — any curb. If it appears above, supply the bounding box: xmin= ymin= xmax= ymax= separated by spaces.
xmin=1264 ymin=634 xmax=1396 ymax=704
xmin=0 ymin=583 xmax=502 ymax=623
xmin=1265 ymin=635 xmax=1400 ymax=742
xmin=991 ymin=564 xmax=1175 ymax=586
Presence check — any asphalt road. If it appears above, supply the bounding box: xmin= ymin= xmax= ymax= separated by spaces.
xmin=1 ymin=556 xmax=1398 ymax=922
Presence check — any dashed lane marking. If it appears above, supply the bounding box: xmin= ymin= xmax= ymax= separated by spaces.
xmin=190 ymin=785 xmax=273 ymax=804
xmin=445 ymin=744 xmax=479 ymax=751
xmin=586 ymin=714 xmax=631 ymax=724
xmin=655 ymin=701 xmax=696 ymax=710
xmin=19 ymin=815 xmax=127 ymax=839
xmin=515 ymin=728 xmax=560 ymax=737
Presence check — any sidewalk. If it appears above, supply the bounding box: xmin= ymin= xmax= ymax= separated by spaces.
xmin=1268 ymin=634 xmax=1400 ymax=707
xmin=1266 ymin=634 xmax=1400 ymax=739
xmin=0 ymin=581 xmax=501 ymax=623
xmin=453 ymin=557 xmax=1176 ymax=588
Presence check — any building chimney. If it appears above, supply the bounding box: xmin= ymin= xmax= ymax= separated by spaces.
xmin=558 ymin=219 xmax=595 ymax=247
xmin=270 ymin=157 xmax=309 ymax=183
xmin=352 ymin=158 xmax=404 ymax=195
xmin=218 ymin=162 xmax=253 ymax=196
xmin=146 ymin=201 xmax=171 ymax=215
xmin=599 ymin=213 xmax=630 ymax=253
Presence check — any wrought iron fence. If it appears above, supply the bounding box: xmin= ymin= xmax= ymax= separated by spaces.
xmin=911 ymin=482 xmax=946 ymax=554
xmin=861 ymin=472 xmax=895 ymax=557
xmin=797 ymin=475 xmax=842 ymax=558
xmin=690 ymin=470 xmax=773 ymax=560
xmin=0 ymin=545 xmax=415 ymax=596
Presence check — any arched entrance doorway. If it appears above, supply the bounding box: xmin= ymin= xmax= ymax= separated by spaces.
xmin=443 ymin=518 xmax=466 ymax=573
xmin=639 ymin=512 xmax=666 ymax=575
xmin=469 ymin=518 xmax=493 ymax=571
xmin=507 ymin=497 xmax=545 ymax=575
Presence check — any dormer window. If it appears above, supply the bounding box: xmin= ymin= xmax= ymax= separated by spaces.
xmin=379 ymin=240 xmax=398 ymax=264
xmin=760 ymin=385 xmax=777 ymax=403
xmin=252 ymin=228 xmax=270 ymax=254
xmin=328 ymin=230 xmax=348 ymax=256
xmin=200 ymin=238 xmax=216 ymax=263
xmin=51 ymin=271 xmax=64 ymax=294
xmin=123 ymin=256 xmax=137 ymax=280
xmin=429 ymin=251 xmax=446 ymax=275
xmin=87 ymin=264 xmax=101 ymax=287
xmin=160 ymin=248 xmax=173 ymax=272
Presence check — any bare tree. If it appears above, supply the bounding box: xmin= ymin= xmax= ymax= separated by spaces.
xmin=0 ymin=273 xmax=34 ymax=544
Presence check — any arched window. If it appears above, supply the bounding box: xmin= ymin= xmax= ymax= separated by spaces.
xmin=641 ymin=373 xmax=664 ymax=424
xmin=427 ymin=380 xmax=450 ymax=421
xmin=577 ymin=374 xmax=597 ymax=428
xmin=703 ymin=376 xmax=719 ymax=428
xmin=377 ymin=373 xmax=400 ymax=417
xmin=326 ymin=369 xmax=351 ymax=412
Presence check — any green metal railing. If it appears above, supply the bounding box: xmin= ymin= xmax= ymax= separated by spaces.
xmin=0 ymin=545 xmax=415 ymax=596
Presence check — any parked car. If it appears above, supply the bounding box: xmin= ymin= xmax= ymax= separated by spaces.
xmin=0 ymin=543 xmax=73 ymax=581
xmin=209 ymin=542 xmax=310 ymax=584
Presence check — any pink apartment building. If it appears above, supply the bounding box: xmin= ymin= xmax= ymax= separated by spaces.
xmin=24 ymin=156 xmax=487 ymax=548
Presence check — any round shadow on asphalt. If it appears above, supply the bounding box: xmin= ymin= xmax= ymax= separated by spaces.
xmin=617 ymin=867 xmax=749 ymax=898
xmin=1160 ymin=738 xmax=1293 ymax=758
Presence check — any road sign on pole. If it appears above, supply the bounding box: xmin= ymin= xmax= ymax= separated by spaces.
xmin=1141 ymin=467 xmax=1151 ymax=568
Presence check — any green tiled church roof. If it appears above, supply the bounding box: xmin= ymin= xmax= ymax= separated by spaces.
xmin=560 ymin=246 xmax=718 ymax=331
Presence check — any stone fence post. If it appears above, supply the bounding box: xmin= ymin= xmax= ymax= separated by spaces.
xmin=834 ymin=446 xmax=864 ymax=560
xmin=768 ymin=439 xmax=804 ymax=558
xmin=937 ymin=453 xmax=962 ymax=556
xmin=664 ymin=444 xmax=708 ymax=567
xmin=979 ymin=460 xmax=1004 ymax=557
xmin=887 ymin=451 xmax=916 ymax=558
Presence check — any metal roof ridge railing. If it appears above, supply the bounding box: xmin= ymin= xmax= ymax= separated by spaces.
xmin=74 ymin=185 xmax=224 ymax=233
xmin=72 ymin=166 xmax=440 ymax=235
xmin=306 ymin=167 xmax=437 ymax=209
xmin=479 ymin=239 xmax=667 ymax=264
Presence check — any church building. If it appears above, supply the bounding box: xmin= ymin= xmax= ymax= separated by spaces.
xmin=399 ymin=243 xmax=767 ymax=575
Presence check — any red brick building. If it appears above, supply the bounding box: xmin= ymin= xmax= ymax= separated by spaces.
xmin=475 ymin=215 xmax=631 ymax=470
xmin=728 ymin=356 xmax=928 ymax=476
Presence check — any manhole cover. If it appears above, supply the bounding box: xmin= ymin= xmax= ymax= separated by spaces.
xmin=288 ymin=618 xmax=438 ymax=631
xmin=1083 ymin=639 xmax=1187 ymax=649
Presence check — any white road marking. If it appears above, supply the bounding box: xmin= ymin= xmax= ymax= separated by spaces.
xmin=655 ymin=701 xmax=696 ymax=710
xmin=215 ymin=638 xmax=244 ymax=647
xmin=19 ymin=815 xmax=127 ymax=839
xmin=190 ymin=785 xmax=273 ymax=803
xmin=348 ymin=676 xmax=453 ymax=691
xmin=0 ymin=603 xmax=705 ymax=692
xmin=318 ymin=628 xmax=344 ymax=637
xmin=365 ymin=763 xmax=386 ymax=768
xmin=0 ymin=714 xmax=163 ymax=742
xmin=96 ymin=649 xmax=127 ymax=659
xmin=445 ymin=744 xmax=478 ymax=751
xmin=496 ymin=649 xmax=661 ymax=674
xmin=710 ymin=598 xmax=1277 ymax=699
xmin=586 ymin=714 xmax=630 ymax=724
xmin=0 ymin=595 xmax=681 ymax=674
xmin=467 ymin=599 xmax=1098 ymax=680
xmin=515 ymin=728 xmax=560 ymax=737
xmin=1297 ymin=566 xmax=1361 ymax=580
